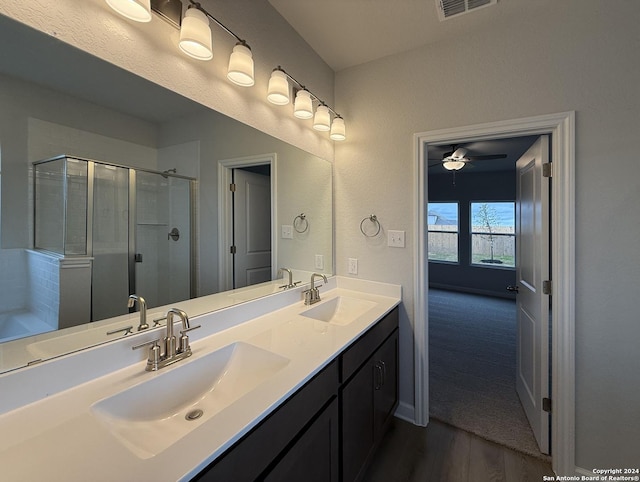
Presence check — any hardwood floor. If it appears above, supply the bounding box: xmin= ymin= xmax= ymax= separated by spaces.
xmin=362 ymin=418 xmax=554 ymax=482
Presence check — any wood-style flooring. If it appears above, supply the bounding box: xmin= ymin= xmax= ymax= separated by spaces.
xmin=362 ymin=418 xmax=554 ymax=482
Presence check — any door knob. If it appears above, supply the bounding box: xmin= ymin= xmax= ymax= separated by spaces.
xmin=506 ymin=285 xmax=519 ymax=293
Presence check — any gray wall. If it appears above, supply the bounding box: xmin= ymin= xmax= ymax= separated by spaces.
xmin=334 ymin=0 xmax=640 ymax=470
xmin=428 ymin=170 xmax=516 ymax=298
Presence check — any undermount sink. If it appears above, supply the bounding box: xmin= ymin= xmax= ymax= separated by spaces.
xmin=300 ymin=296 xmax=378 ymax=326
xmin=91 ymin=342 xmax=289 ymax=459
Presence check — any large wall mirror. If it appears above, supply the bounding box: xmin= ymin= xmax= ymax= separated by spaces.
xmin=0 ymin=14 xmax=333 ymax=373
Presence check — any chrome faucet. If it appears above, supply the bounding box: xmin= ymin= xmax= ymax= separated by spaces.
xmin=304 ymin=273 xmax=328 ymax=305
xmin=132 ymin=307 xmax=200 ymax=371
xmin=127 ymin=294 xmax=148 ymax=331
xmin=278 ymin=267 xmax=301 ymax=289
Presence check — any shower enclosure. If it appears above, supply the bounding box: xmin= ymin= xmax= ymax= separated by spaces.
xmin=33 ymin=155 xmax=196 ymax=328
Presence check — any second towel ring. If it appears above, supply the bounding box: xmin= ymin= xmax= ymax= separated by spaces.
xmin=293 ymin=213 xmax=309 ymax=233
xmin=360 ymin=214 xmax=381 ymax=237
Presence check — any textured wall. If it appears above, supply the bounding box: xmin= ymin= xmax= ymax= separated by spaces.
xmin=0 ymin=0 xmax=335 ymax=162
xmin=334 ymin=0 xmax=640 ymax=470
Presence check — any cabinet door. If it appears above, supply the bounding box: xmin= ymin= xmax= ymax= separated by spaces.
xmin=341 ymin=360 xmax=375 ymax=482
xmin=264 ymin=398 xmax=339 ymax=482
xmin=374 ymin=330 xmax=399 ymax=439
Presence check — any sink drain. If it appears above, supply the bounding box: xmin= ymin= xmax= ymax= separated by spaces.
xmin=185 ymin=409 xmax=204 ymax=421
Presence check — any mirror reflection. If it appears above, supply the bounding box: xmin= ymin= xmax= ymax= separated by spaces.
xmin=0 ymin=14 xmax=333 ymax=373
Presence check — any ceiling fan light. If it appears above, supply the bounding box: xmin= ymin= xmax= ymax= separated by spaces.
xmin=267 ymin=69 xmax=290 ymax=105
xmin=105 ymin=0 xmax=152 ymax=22
xmin=313 ymin=105 xmax=331 ymax=131
xmin=227 ymin=43 xmax=255 ymax=86
xmin=293 ymin=89 xmax=313 ymax=119
xmin=443 ymin=158 xmax=466 ymax=171
xmin=179 ymin=7 xmax=213 ymax=61
xmin=330 ymin=117 xmax=346 ymax=141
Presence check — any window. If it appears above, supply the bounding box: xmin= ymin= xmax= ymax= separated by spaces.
xmin=471 ymin=202 xmax=515 ymax=268
xmin=428 ymin=202 xmax=459 ymax=262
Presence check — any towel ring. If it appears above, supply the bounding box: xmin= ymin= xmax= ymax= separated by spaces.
xmin=293 ymin=213 xmax=309 ymax=233
xmin=360 ymin=214 xmax=381 ymax=237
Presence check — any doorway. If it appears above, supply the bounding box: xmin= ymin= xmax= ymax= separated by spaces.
xmin=218 ymin=154 xmax=277 ymax=292
xmin=426 ymin=135 xmax=547 ymax=457
xmin=413 ymin=112 xmax=576 ymax=475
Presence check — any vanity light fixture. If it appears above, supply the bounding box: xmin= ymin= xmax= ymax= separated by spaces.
xmin=267 ymin=68 xmax=291 ymax=105
xmin=330 ymin=116 xmax=346 ymax=141
xmin=179 ymin=7 xmax=213 ymax=60
xmin=313 ymin=104 xmax=331 ymax=132
xmin=179 ymin=1 xmax=255 ymax=87
xmin=106 ymin=0 xmax=152 ymax=22
xmin=293 ymin=89 xmax=314 ymax=119
xmin=270 ymin=66 xmax=347 ymax=140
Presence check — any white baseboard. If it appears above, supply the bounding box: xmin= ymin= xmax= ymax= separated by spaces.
xmin=393 ymin=401 xmax=415 ymax=424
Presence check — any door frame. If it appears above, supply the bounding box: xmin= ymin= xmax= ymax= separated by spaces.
xmin=413 ymin=112 xmax=575 ymax=475
xmin=218 ymin=153 xmax=277 ymax=291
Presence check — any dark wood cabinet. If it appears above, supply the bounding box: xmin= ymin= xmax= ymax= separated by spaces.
xmin=341 ymin=326 xmax=399 ymax=482
xmin=192 ymin=306 xmax=399 ymax=482
xmin=264 ymin=398 xmax=339 ymax=482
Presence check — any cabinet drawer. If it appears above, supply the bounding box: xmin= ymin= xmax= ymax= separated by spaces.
xmin=341 ymin=307 xmax=399 ymax=383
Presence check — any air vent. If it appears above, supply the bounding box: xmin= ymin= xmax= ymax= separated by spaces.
xmin=436 ymin=0 xmax=497 ymax=21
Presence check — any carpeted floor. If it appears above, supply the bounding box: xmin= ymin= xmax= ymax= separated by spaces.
xmin=428 ymin=289 xmax=548 ymax=460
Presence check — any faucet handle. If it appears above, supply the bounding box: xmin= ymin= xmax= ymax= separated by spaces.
xmin=178 ymin=325 xmax=201 ymax=354
xmin=179 ymin=325 xmax=201 ymax=335
xmin=152 ymin=316 xmax=167 ymax=327
xmin=132 ymin=339 xmax=161 ymax=370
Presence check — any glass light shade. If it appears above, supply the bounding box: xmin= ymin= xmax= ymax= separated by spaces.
xmin=442 ymin=158 xmax=466 ymax=170
xmin=267 ymin=70 xmax=290 ymax=105
xmin=313 ymin=105 xmax=331 ymax=131
xmin=227 ymin=43 xmax=255 ymax=87
xmin=179 ymin=8 xmax=213 ymax=61
xmin=106 ymin=0 xmax=152 ymax=22
xmin=330 ymin=117 xmax=346 ymax=141
xmin=293 ymin=90 xmax=313 ymax=119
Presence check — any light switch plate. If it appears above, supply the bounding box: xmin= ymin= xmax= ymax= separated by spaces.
xmin=282 ymin=225 xmax=293 ymax=239
xmin=388 ymin=230 xmax=405 ymax=248
xmin=315 ymin=254 xmax=324 ymax=270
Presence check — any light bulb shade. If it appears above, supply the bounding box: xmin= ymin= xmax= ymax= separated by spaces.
xmin=179 ymin=8 xmax=213 ymax=61
xmin=227 ymin=43 xmax=255 ymax=87
xmin=442 ymin=158 xmax=466 ymax=170
xmin=293 ymin=90 xmax=313 ymax=119
xmin=330 ymin=117 xmax=346 ymax=141
xmin=106 ymin=0 xmax=152 ymax=22
xmin=267 ymin=70 xmax=290 ymax=105
xmin=313 ymin=105 xmax=331 ymax=131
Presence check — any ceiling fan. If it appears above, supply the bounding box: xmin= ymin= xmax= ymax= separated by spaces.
xmin=428 ymin=144 xmax=507 ymax=171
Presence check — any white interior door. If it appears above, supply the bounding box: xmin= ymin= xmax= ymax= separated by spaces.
xmin=515 ymin=135 xmax=550 ymax=454
xmin=233 ymin=169 xmax=272 ymax=288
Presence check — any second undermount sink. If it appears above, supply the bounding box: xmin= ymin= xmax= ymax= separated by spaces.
xmin=300 ymin=296 xmax=378 ymax=326
xmin=91 ymin=342 xmax=289 ymax=459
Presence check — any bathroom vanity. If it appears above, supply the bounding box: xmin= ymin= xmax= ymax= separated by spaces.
xmin=0 ymin=277 xmax=401 ymax=481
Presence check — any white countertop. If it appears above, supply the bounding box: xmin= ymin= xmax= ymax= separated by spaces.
xmin=0 ymin=277 xmax=401 ymax=481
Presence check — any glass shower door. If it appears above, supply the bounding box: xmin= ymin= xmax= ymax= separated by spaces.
xmin=134 ymin=172 xmax=191 ymax=309
xmin=92 ymin=164 xmax=129 ymax=321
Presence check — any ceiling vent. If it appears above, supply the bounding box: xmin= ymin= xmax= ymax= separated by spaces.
xmin=436 ymin=0 xmax=497 ymax=21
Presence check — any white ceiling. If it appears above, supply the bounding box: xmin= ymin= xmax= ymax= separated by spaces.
xmin=268 ymin=0 xmax=551 ymax=71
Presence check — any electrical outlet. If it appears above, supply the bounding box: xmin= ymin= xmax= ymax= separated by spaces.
xmin=388 ymin=230 xmax=405 ymax=248
xmin=281 ymin=225 xmax=293 ymax=239
xmin=315 ymin=254 xmax=324 ymax=270
xmin=348 ymin=258 xmax=358 ymax=275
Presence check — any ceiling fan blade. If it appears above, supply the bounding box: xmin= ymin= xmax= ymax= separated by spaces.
xmin=466 ymin=154 xmax=507 ymax=161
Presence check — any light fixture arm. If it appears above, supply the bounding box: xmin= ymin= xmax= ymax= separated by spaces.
xmin=275 ymin=66 xmax=342 ymax=119
xmin=187 ymin=0 xmax=247 ymax=45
